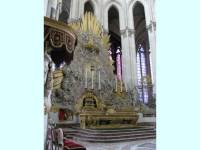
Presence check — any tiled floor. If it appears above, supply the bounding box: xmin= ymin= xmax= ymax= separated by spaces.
xmin=77 ymin=139 xmax=156 ymax=150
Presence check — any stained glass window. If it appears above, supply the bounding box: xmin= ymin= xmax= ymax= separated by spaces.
xmin=136 ymin=44 xmax=152 ymax=104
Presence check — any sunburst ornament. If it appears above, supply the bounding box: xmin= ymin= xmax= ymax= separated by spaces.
xmin=69 ymin=12 xmax=111 ymax=51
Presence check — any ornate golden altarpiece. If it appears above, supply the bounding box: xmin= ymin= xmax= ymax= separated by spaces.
xmin=75 ymin=91 xmax=138 ymax=129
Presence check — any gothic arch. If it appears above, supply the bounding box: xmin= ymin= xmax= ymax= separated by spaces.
xmin=127 ymin=0 xmax=151 ymax=29
xmin=81 ymin=0 xmax=99 ymax=18
xmin=103 ymin=1 xmax=125 ymax=31
xmin=84 ymin=0 xmax=94 ymax=14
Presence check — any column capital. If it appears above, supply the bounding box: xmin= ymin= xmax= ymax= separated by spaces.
xmin=152 ymin=21 xmax=156 ymax=31
xmin=120 ymin=27 xmax=135 ymax=37
xmin=120 ymin=29 xmax=127 ymax=37
xmin=128 ymin=29 xmax=135 ymax=36
xmin=146 ymin=21 xmax=156 ymax=32
xmin=146 ymin=23 xmax=153 ymax=32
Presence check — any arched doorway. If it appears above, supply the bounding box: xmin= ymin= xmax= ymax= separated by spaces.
xmin=108 ymin=6 xmax=122 ymax=77
xmin=84 ymin=1 xmax=94 ymax=14
xmin=133 ymin=2 xmax=153 ymax=104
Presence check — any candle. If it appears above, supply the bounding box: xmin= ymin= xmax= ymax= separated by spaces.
xmin=98 ymin=71 xmax=101 ymax=90
xmin=108 ymin=48 xmax=112 ymax=61
xmin=85 ymin=68 xmax=87 ymax=88
xmin=125 ymin=83 xmax=128 ymax=92
xmin=91 ymin=70 xmax=94 ymax=89
xmin=116 ymin=47 xmax=122 ymax=81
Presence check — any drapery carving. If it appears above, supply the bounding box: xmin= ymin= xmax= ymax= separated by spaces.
xmin=44 ymin=17 xmax=76 ymax=54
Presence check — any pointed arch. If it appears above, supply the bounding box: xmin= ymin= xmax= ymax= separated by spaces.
xmin=103 ymin=1 xmax=125 ymax=31
xmin=84 ymin=0 xmax=94 ymax=14
xmin=81 ymin=0 xmax=100 ymax=18
xmin=127 ymin=0 xmax=151 ymax=29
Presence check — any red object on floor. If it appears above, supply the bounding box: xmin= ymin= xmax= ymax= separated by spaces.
xmin=64 ymin=139 xmax=86 ymax=150
xmin=59 ymin=109 xmax=65 ymax=121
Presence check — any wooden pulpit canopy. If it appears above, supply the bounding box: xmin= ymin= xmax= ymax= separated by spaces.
xmin=44 ymin=17 xmax=77 ymax=54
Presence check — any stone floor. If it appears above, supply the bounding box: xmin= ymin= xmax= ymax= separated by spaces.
xmin=77 ymin=139 xmax=156 ymax=150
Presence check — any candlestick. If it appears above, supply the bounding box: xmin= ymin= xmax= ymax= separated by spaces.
xmin=98 ymin=71 xmax=101 ymax=90
xmin=120 ymin=80 xmax=122 ymax=92
xmin=125 ymin=83 xmax=128 ymax=92
xmin=116 ymin=47 xmax=122 ymax=81
xmin=91 ymin=70 xmax=94 ymax=89
xmin=108 ymin=48 xmax=112 ymax=61
xmin=85 ymin=68 xmax=87 ymax=88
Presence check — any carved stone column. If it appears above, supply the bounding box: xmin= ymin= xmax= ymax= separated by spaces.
xmin=119 ymin=26 xmax=139 ymax=91
xmin=146 ymin=21 xmax=156 ymax=93
xmin=46 ymin=0 xmax=58 ymax=19
xmin=120 ymin=27 xmax=134 ymax=90
xmin=44 ymin=0 xmax=48 ymax=16
xmin=127 ymin=28 xmax=137 ymax=89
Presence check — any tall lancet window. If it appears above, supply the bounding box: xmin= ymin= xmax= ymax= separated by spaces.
xmin=108 ymin=6 xmax=121 ymax=75
xmin=133 ymin=2 xmax=153 ymax=104
xmin=137 ymin=44 xmax=149 ymax=103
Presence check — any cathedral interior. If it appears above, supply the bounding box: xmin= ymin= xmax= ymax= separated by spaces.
xmin=44 ymin=0 xmax=156 ymax=150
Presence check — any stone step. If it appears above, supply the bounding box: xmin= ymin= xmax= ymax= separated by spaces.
xmin=74 ymin=135 xmax=156 ymax=143
xmin=63 ymin=126 xmax=156 ymax=143
xmin=65 ymin=126 xmax=155 ymax=133
xmin=66 ymin=132 xmax=156 ymax=139
xmin=64 ymin=130 xmax=156 ymax=136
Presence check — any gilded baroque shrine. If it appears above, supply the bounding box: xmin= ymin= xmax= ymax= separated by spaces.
xmin=44 ymin=0 xmax=156 ymax=150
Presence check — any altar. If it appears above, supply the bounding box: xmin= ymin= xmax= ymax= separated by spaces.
xmin=50 ymin=12 xmax=139 ymax=129
xmin=75 ymin=91 xmax=138 ymax=129
xmin=80 ymin=111 xmax=138 ymax=129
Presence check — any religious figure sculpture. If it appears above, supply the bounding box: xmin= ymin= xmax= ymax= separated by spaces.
xmin=44 ymin=52 xmax=55 ymax=146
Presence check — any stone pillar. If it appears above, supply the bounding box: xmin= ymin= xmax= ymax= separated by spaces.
xmin=44 ymin=0 xmax=48 ymax=16
xmin=69 ymin=0 xmax=79 ymax=20
xmin=46 ymin=0 xmax=58 ymax=19
xmin=120 ymin=26 xmax=138 ymax=91
xmin=127 ymin=29 xmax=137 ymax=89
xmin=55 ymin=0 xmax=62 ymax=21
xmin=69 ymin=0 xmax=83 ymax=23
xmin=120 ymin=29 xmax=126 ymax=88
xmin=79 ymin=0 xmax=84 ymax=18
xmin=120 ymin=28 xmax=133 ymax=90
xmin=100 ymin=0 xmax=104 ymax=25
xmin=146 ymin=21 xmax=156 ymax=93
xmin=69 ymin=0 xmax=74 ymax=19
